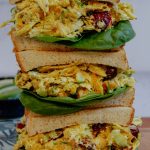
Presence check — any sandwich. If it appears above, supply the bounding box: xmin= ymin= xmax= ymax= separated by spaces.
xmin=13 ymin=46 xmax=141 ymax=150
xmin=1 ymin=0 xmax=141 ymax=149
xmin=2 ymin=0 xmax=136 ymax=51
xmin=14 ymin=108 xmax=141 ymax=150
xmin=14 ymin=48 xmax=140 ymax=150
xmin=14 ymin=48 xmax=135 ymax=115
xmin=13 ymin=47 xmax=141 ymax=150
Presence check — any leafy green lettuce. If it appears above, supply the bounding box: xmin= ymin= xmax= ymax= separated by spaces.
xmin=34 ymin=35 xmax=81 ymax=43
xmin=34 ymin=21 xmax=135 ymax=50
xmin=71 ymin=21 xmax=135 ymax=50
xmin=20 ymin=86 xmax=128 ymax=115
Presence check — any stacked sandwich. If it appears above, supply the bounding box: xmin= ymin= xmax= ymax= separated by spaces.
xmin=4 ymin=0 xmax=142 ymax=149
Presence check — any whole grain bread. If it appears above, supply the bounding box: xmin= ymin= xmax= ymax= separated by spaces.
xmin=15 ymin=48 xmax=128 ymax=72
xmin=11 ymin=31 xmax=121 ymax=52
xmin=86 ymin=87 xmax=134 ymax=109
xmin=25 ymin=107 xmax=134 ymax=136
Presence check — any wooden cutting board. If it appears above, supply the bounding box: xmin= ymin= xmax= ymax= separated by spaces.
xmin=139 ymin=118 xmax=150 ymax=150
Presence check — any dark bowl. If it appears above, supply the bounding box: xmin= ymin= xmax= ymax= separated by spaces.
xmin=0 ymin=77 xmax=24 ymax=119
xmin=0 ymin=99 xmax=24 ymax=119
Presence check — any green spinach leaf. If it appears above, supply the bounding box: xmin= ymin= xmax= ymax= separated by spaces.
xmin=20 ymin=92 xmax=82 ymax=115
xmin=34 ymin=35 xmax=81 ymax=43
xmin=71 ymin=21 xmax=135 ymax=50
xmin=20 ymin=86 xmax=128 ymax=115
xmin=23 ymin=86 xmax=127 ymax=106
xmin=34 ymin=21 xmax=135 ymax=50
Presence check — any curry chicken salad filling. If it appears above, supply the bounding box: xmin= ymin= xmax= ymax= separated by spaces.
xmin=5 ymin=0 xmax=135 ymax=38
xmin=14 ymin=118 xmax=141 ymax=150
xmin=15 ymin=63 xmax=135 ymax=98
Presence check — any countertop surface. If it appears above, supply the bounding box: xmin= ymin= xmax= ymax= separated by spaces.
xmin=139 ymin=118 xmax=150 ymax=150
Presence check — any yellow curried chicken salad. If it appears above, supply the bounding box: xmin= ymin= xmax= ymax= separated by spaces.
xmin=5 ymin=0 xmax=135 ymax=38
xmin=14 ymin=119 xmax=141 ymax=150
xmin=15 ymin=63 xmax=135 ymax=98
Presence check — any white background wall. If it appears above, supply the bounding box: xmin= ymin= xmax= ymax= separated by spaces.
xmin=0 ymin=0 xmax=150 ymax=116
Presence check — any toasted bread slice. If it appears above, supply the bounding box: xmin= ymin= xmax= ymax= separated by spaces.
xmin=25 ymin=107 xmax=134 ymax=136
xmin=11 ymin=31 xmax=80 ymax=52
xmin=15 ymin=48 xmax=128 ymax=72
xmin=87 ymin=87 xmax=134 ymax=109
xmin=11 ymin=31 xmax=121 ymax=52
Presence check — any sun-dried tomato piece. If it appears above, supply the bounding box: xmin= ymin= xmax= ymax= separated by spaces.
xmin=104 ymin=67 xmax=117 ymax=80
xmin=93 ymin=11 xmax=112 ymax=29
xmin=102 ymin=82 xmax=108 ymax=93
xmin=130 ymin=125 xmax=139 ymax=138
xmin=92 ymin=123 xmax=106 ymax=137
xmin=17 ymin=123 xmax=25 ymax=129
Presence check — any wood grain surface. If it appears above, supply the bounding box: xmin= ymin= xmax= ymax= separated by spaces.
xmin=139 ymin=118 xmax=150 ymax=150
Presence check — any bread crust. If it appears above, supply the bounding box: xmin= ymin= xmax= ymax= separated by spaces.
xmin=11 ymin=32 xmax=81 ymax=52
xmin=24 ymin=87 xmax=134 ymax=116
xmin=15 ymin=52 xmax=26 ymax=72
xmin=25 ymin=107 xmax=134 ymax=136
xmin=86 ymin=87 xmax=135 ymax=109
xmin=15 ymin=48 xmax=129 ymax=72
xmin=11 ymin=31 xmax=121 ymax=52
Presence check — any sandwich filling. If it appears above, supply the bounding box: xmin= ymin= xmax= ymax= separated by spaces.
xmin=16 ymin=63 xmax=135 ymax=98
xmin=7 ymin=0 xmax=135 ymax=38
xmin=14 ymin=119 xmax=141 ymax=150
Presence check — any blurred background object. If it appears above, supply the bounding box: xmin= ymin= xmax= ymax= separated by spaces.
xmin=0 ymin=0 xmax=150 ymax=117
xmin=0 ymin=78 xmax=20 ymax=100
xmin=0 ymin=78 xmax=24 ymax=118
